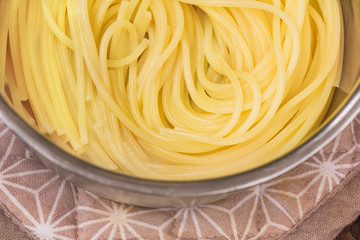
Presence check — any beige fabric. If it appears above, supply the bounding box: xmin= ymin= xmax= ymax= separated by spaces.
xmin=1 ymin=115 xmax=360 ymax=239
xmin=2 ymin=173 xmax=360 ymax=240
xmin=282 ymin=162 xmax=360 ymax=240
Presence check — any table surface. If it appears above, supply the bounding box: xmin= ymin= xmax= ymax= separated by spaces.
xmin=335 ymin=215 xmax=360 ymax=240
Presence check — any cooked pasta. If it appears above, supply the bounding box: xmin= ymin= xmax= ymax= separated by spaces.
xmin=0 ymin=0 xmax=343 ymax=180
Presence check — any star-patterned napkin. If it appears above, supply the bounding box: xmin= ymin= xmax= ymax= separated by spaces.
xmin=1 ymin=115 xmax=360 ymax=240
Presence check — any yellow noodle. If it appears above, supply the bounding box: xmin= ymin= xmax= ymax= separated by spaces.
xmin=1 ymin=0 xmax=343 ymax=181
xmin=0 ymin=0 xmax=10 ymax=94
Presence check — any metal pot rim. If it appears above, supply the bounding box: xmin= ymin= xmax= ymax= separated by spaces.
xmin=1 ymin=82 xmax=360 ymax=198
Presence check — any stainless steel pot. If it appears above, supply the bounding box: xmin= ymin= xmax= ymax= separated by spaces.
xmin=1 ymin=1 xmax=359 ymax=208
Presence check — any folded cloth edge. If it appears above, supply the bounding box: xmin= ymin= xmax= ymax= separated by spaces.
xmin=280 ymin=154 xmax=360 ymax=240
xmin=0 ymin=201 xmax=36 ymax=239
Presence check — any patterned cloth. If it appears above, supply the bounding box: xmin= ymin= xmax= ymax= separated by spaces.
xmin=1 ymin=115 xmax=360 ymax=240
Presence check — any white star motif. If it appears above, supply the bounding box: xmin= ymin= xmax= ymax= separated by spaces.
xmin=29 ymin=223 xmax=55 ymax=239
xmin=0 ymin=128 xmax=77 ymax=240
xmin=23 ymin=181 xmax=77 ymax=240
xmin=78 ymin=192 xmax=174 ymax=240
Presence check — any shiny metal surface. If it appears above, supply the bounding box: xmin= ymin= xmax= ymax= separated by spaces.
xmin=0 ymin=1 xmax=359 ymax=207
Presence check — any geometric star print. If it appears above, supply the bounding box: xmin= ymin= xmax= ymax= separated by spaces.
xmin=172 ymin=118 xmax=360 ymax=240
xmin=23 ymin=182 xmax=78 ymax=240
xmin=0 ymin=121 xmax=78 ymax=240
xmin=77 ymin=190 xmax=175 ymax=240
xmin=1 ymin=115 xmax=360 ymax=240
xmin=174 ymin=205 xmax=231 ymax=239
xmin=1 ymin=170 xmax=78 ymax=240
